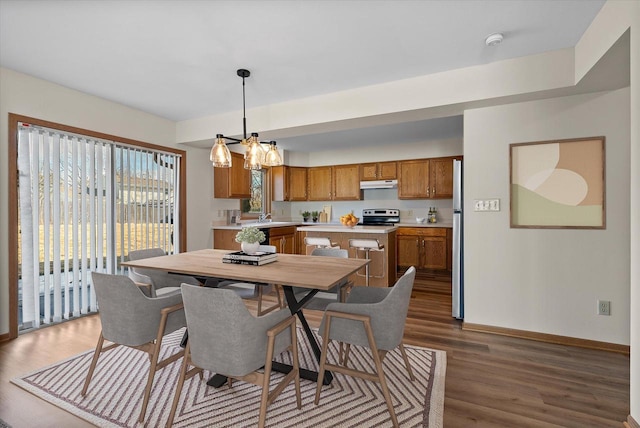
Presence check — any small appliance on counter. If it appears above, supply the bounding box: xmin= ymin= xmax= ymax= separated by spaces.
xmin=225 ymin=209 xmax=241 ymax=225
xmin=358 ymin=209 xmax=400 ymax=226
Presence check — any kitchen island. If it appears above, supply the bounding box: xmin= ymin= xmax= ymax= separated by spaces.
xmin=297 ymin=224 xmax=397 ymax=287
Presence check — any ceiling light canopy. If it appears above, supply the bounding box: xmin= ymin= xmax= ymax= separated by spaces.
xmin=485 ymin=32 xmax=504 ymax=46
xmin=210 ymin=69 xmax=283 ymax=170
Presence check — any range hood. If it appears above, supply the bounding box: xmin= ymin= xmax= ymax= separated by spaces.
xmin=360 ymin=179 xmax=398 ymax=189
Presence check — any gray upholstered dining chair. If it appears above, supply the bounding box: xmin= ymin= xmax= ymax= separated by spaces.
xmin=128 ymin=247 xmax=201 ymax=297
xmin=215 ymin=244 xmax=284 ymax=315
xmin=82 ymin=272 xmax=186 ymax=424
xmin=166 ymin=284 xmax=301 ymax=428
xmin=291 ymin=247 xmax=353 ymax=310
xmin=314 ymin=266 xmax=417 ymax=428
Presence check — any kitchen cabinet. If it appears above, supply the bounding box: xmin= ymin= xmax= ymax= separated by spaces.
xmin=214 ymin=226 xmax=296 ymax=254
xmin=429 ymin=156 xmax=457 ymax=199
xmin=214 ymin=151 xmax=251 ymax=198
xmin=268 ymin=226 xmax=296 ymax=254
xmin=289 ymin=167 xmax=308 ymax=200
xmin=396 ymin=227 xmax=448 ymax=270
xmin=398 ymin=156 xmax=459 ymax=199
xmin=307 ymin=165 xmax=361 ymax=201
xmin=332 ymin=164 xmax=362 ymax=200
xmin=213 ymin=229 xmax=241 ymax=250
xmin=307 ymin=166 xmax=332 ymax=201
xmin=271 ymin=166 xmax=307 ymax=201
xmin=360 ymin=161 xmax=397 ymax=181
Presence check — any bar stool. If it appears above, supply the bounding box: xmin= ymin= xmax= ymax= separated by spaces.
xmin=304 ymin=237 xmax=339 ymax=253
xmin=349 ymin=238 xmax=385 ymax=286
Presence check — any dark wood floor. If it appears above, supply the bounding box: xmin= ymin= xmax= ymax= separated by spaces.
xmin=0 ymin=271 xmax=630 ymax=427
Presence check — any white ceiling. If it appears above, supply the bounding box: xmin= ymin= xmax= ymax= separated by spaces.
xmin=0 ymin=0 xmax=608 ymax=151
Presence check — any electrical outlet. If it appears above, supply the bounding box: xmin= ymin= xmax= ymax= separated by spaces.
xmin=597 ymin=300 xmax=611 ymax=316
xmin=407 ymin=210 xmax=413 ymax=217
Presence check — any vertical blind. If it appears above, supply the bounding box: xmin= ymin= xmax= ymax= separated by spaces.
xmin=17 ymin=123 xmax=181 ymax=329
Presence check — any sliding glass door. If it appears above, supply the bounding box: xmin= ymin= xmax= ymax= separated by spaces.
xmin=16 ymin=121 xmax=182 ymax=331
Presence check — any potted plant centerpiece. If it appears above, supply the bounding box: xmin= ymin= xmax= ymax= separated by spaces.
xmin=311 ymin=211 xmax=320 ymax=222
xmin=301 ymin=211 xmax=311 ymax=222
xmin=235 ymin=226 xmax=266 ymax=255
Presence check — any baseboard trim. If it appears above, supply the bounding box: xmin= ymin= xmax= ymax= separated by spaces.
xmin=462 ymin=322 xmax=630 ymax=355
xmin=625 ymin=415 xmax=640 ymax=428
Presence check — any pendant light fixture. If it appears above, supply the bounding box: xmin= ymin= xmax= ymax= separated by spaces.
xmin=210 ymin=69 xmax=283 ymax=169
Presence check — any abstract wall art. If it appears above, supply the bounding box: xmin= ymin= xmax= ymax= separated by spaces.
xmin=510 ymin=136 xmax=605 ymax=229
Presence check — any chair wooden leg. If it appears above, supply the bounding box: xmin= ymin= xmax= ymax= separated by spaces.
xmin=257 ymin=286 xmax=264 ymax=316
xmin=398 ymin=342 xmax=415 ymax=381
xmin=139 ymin=341 xmax=161 ymax=423
xmin=314 ymin=316 xmax=332 ymax=405
xmin=363 ymin=321 xmax=398 ymax=428
xmin=81 ymin=332 xmax=105 ymax=395
xmin=259 ymin=333 xmax=276 ymax=428
xmin=343 ymin=343 xmax=352 ymax=366
xmin=166 ymin=344 xmax=192 ymax=428
xmin=290 ymin=322 xmax=302 ymax=409
xmin=276 ymin=284 xmax=285 ymax=308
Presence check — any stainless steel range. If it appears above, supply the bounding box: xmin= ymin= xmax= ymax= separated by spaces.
xmin=359 ymin=208 xmax=400 ymax=226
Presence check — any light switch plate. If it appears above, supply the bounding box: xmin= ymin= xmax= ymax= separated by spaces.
xmin=474 ymin=199 xmax=501 ymax=212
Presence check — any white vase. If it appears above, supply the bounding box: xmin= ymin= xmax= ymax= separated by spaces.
xmin=241 ymin=241 xmax=260 ymax=255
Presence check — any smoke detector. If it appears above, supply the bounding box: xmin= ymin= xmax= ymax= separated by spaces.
xmin=485 ymin=33 xmax=504 ymax=46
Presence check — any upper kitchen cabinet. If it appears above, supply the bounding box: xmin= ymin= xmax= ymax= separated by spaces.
xmin=333 ymin=164 xmax=362 ymax=200
xmin=398 ymin=156 xmax=460 ymax=199
xmin=307 ymin=166 xmax=333 ymax=200
xmin=308 ymin=165 xmax=362 ymax=201
xmin=398 ymin=159 xmax=429 ymax=199
xmin=360 ymin=161 xmax=397 ymax=181
xmin=429 ymin=156 xmax=458 ymax=199
xmin=289 ymin=167 xmax=308 ymax=200
xmin=271 ymin=166 xmax=308 ymax=201
xmin=214 ymin=151 xmax=251 ymax=198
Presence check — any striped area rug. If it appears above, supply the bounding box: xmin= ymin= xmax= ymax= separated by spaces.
xmin=11 ymin=328 xmax=445 ymax=427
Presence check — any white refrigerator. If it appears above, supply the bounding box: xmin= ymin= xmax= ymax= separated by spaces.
xmin=452 ymin=159 xmax=464 ymax=319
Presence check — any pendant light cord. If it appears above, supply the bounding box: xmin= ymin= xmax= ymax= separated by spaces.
xmin=241 ymin=75 xmax=247 ymax=140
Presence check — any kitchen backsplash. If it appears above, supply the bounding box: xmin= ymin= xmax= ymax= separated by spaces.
xmin=272 ymin=189 xmax=454 ymax=223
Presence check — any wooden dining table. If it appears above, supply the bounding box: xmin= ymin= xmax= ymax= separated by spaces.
xmin=121 ymin=248 xmax=369 ymax=386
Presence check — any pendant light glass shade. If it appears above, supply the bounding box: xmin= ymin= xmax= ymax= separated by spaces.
xmin=210 ymin=135 xmax=232 ymax=168
xmin=264 ymin=142 xmax=283 ymax=167
xmin=244 ymin=133 xmax=265 ymax=170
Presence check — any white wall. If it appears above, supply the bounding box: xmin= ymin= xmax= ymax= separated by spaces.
xmin=0 ymin=67 xmax=213 ymax=335
xmin=464 ymin=87 xmax=630 ymax=345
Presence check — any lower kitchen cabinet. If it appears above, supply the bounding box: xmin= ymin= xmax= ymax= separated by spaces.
xmin=397 ymin=227 xmax=449 ymax=270
xmin=213 ymin=229 xmax=241 ymax=251
xmin=214 ymin=226 xmax=296 ymax=254
xmin=268 ymin=226 xmax=296 ymax=254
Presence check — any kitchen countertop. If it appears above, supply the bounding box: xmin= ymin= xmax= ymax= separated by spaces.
xmin=297 ymin=224 xmax=397 ymax=234
xmin=397 ymin=222 xmax=453 ymax=228
xmin=212 ymin=221 xmax=451 ymax=230
xmin=211 ymin=221 xmax=301 ymax=230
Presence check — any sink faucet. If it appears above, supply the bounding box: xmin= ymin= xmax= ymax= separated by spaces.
xmin=258 ymin=212 xmax=271 ymax=222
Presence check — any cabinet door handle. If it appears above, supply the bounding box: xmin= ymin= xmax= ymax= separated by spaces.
xmin=432 ymin=187 xmax=436 ymax=196
xmin=426 ymin=187 xmax=430 ymax=197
